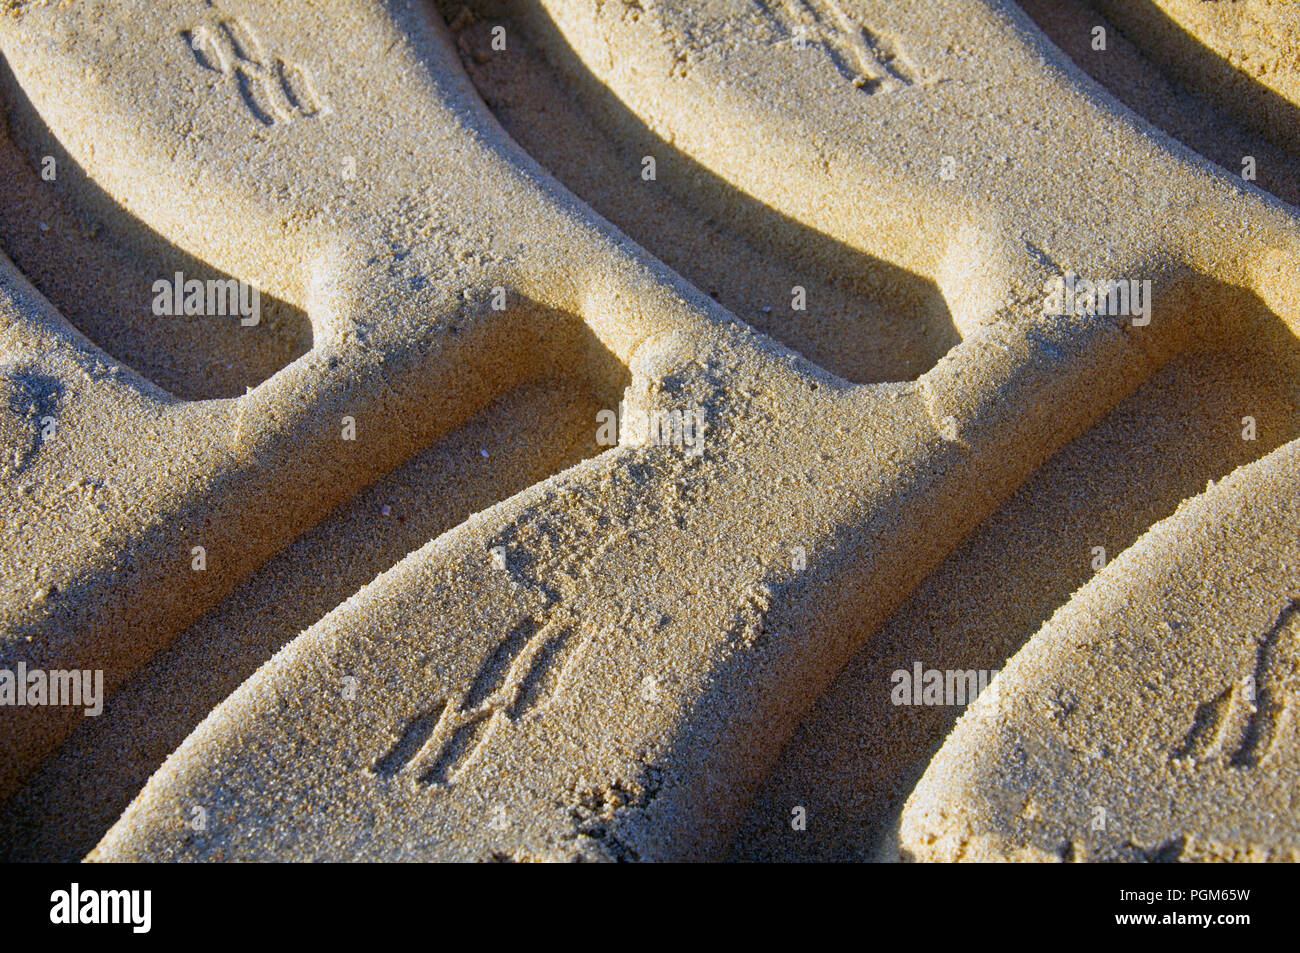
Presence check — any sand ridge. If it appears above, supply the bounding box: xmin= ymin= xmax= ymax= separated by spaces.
xmin=897 ymin=438 xmax=1300 ymax=862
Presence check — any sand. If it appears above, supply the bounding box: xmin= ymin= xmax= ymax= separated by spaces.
xmin=0 ymin=0 xmax=1297 ymax=860
xmin=897 ymin=440 xmax=1300 ymax=862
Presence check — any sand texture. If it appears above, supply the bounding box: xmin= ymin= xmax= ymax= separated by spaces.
xmin=0 ymin=0 xmax=1296 ymax=861
xmin=897 ymin=441 xmax=1300 ymax=862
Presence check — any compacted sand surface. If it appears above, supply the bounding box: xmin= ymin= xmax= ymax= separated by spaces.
xmin=1 ymin=0 xmax=1299 ymax=861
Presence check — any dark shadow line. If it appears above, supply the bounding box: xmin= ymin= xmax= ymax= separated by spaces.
xmin=1017 ymin=0 xmax=1300 ymax=208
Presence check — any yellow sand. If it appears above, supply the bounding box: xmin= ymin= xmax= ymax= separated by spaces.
xmin=0 ymin=0 xmax=1296 ymax=861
